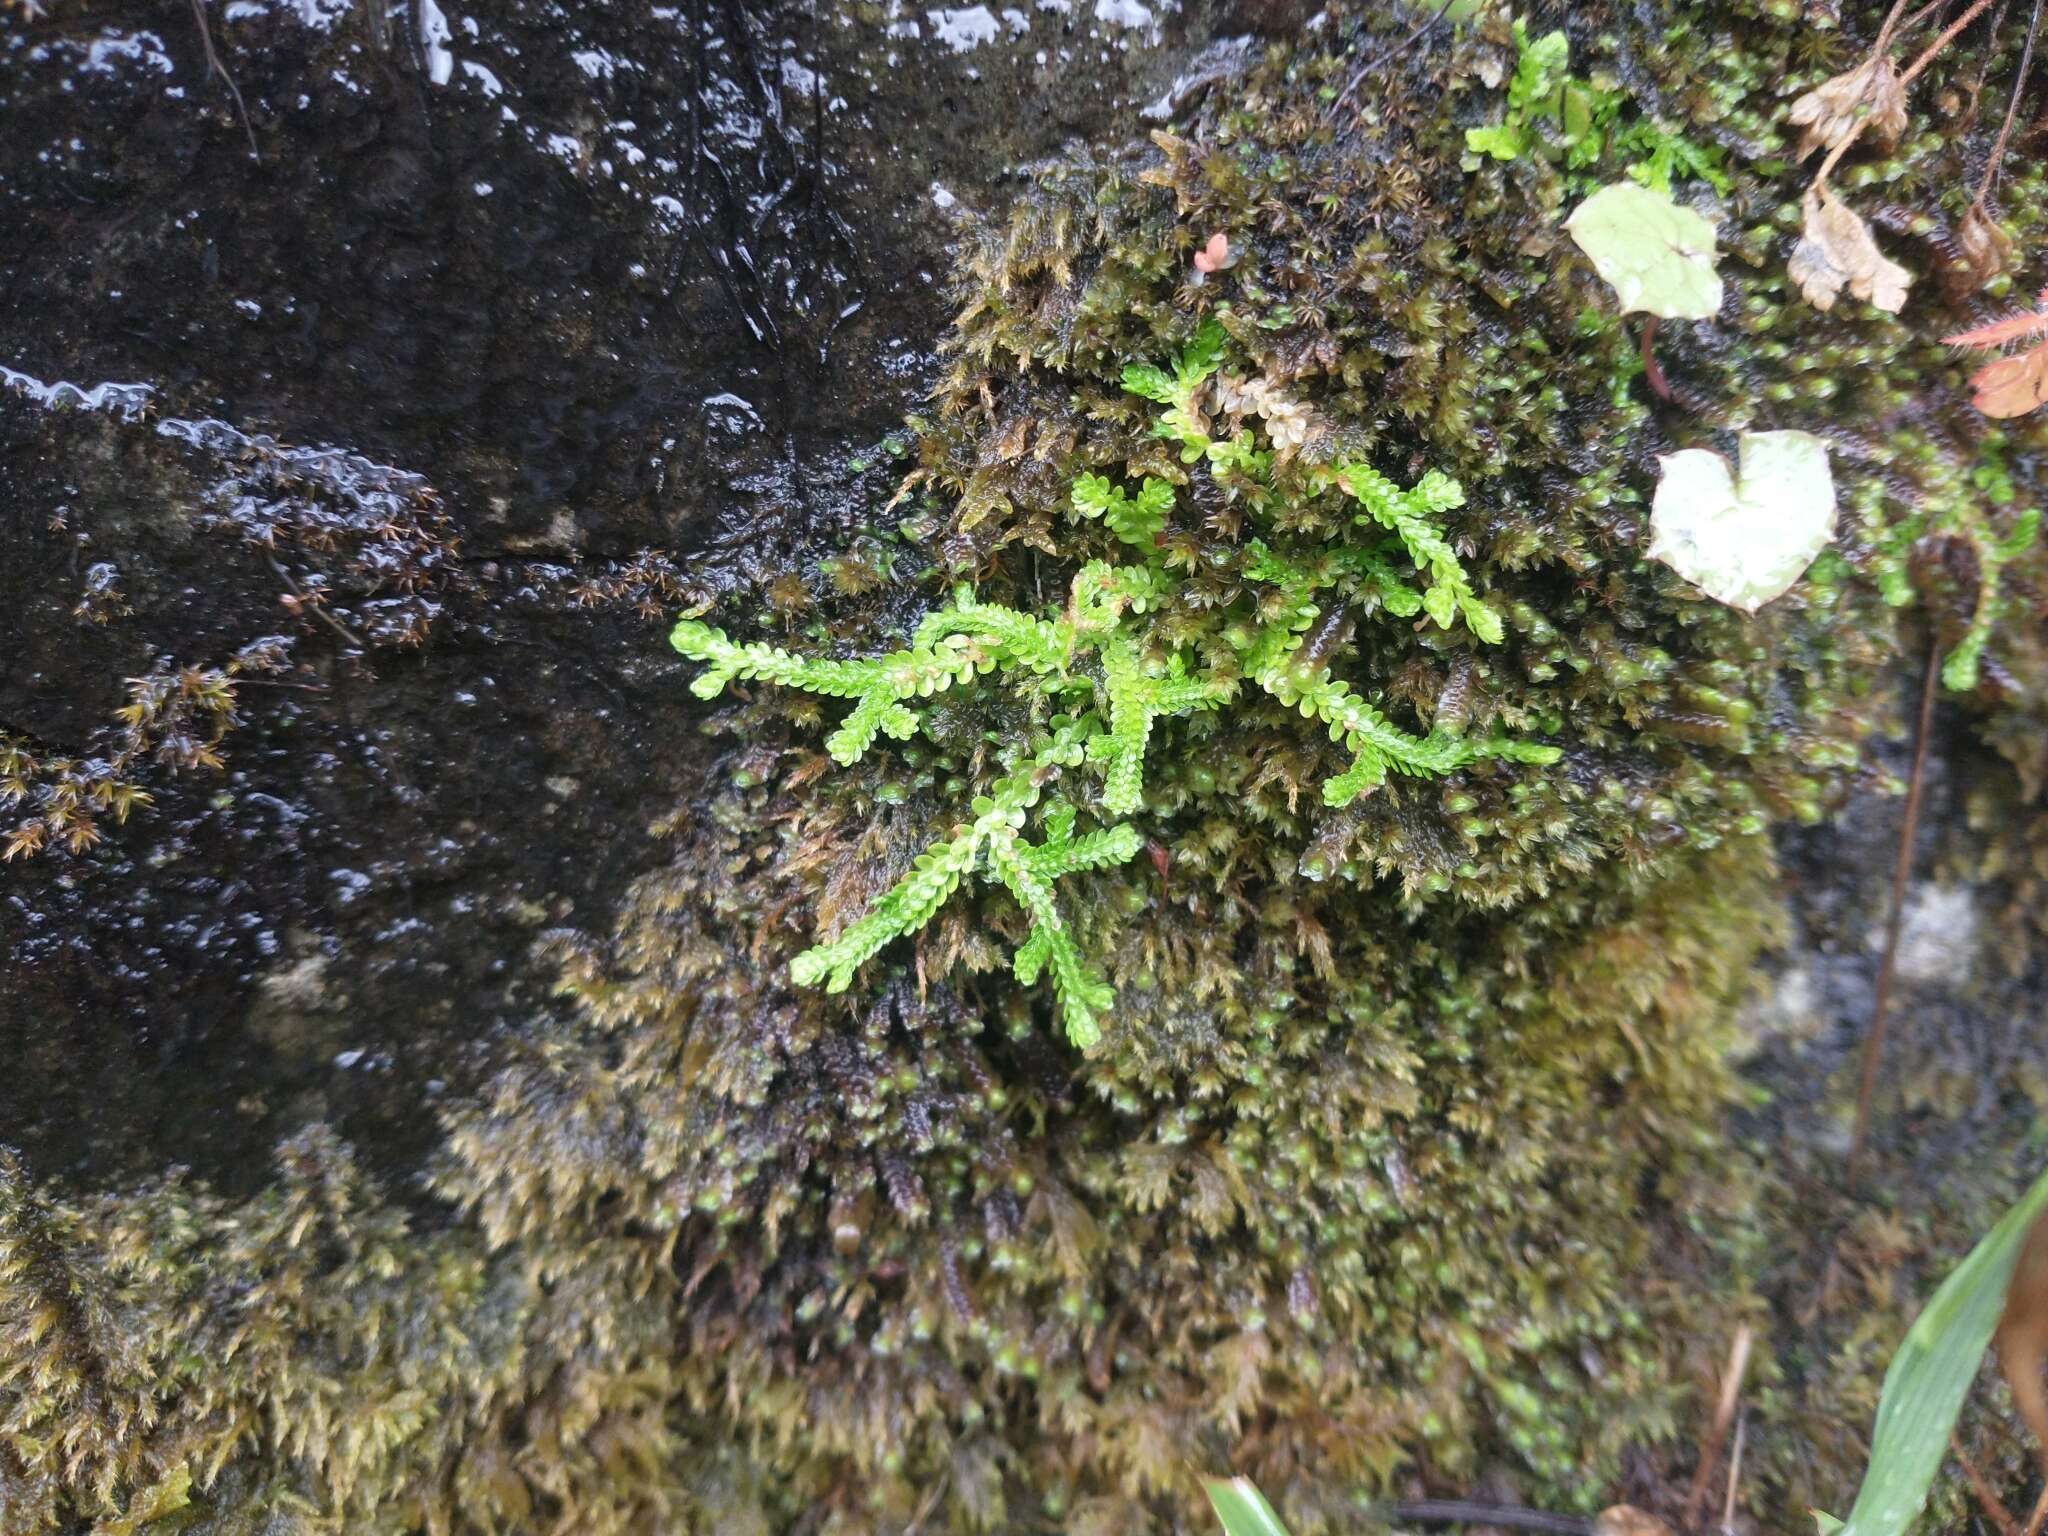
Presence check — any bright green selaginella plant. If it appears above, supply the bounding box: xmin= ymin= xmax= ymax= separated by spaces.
xmin=672 ymin=319 xmax=1560 ymax=1046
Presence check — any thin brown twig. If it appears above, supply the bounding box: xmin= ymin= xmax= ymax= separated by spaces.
xmin=1867 ymin=0 xmax=1960 ymax=61
xmin=1815 ymin=0 xmax=2001 ymax=186
xmin=1875 ymin=0 xmax=1921 ymax=52
xmin=1972 ymin=0 xmax=2020 ymax=127
xmin=1848 ymin=638 xmax=1941 ymax=1180
xmin=1973 ymin=0 xmax=2043 ymax=207
xmin=902 ymin=1469 xmax=949 ymax=1536
xmin=187 ymin=0 xmax=260 ymax=160
xmin=1902 ymin=0 xmax=2006 ymax=84
xmin=1721 ymin=1412 xmax=1747 ymax=1534
xmin=1685 ymin=1324 xmax=1755 ymax=1529
xmin=1953 ymin=1432 xmax=2025 ymax=1536
xmin=1337 ymin=0 xmax=1459 ymax=113
xmin=1900 ymin=0 xmax=1964 ymax=37
xmin=265 ymin=556 xmax=367 ymax=652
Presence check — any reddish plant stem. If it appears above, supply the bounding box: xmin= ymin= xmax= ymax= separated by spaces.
xmin=1874 ymin=0 xmax=1920 ymax=52
xmin=1952 ymin=1432 xmax=2024 ymax=1536
xmin=1639 ymin=316 xmax=1672 ymax=402
xmin=1902 ymin=0 xmax=2003 ymax=84
xmin=1847 ymin=638 xmax=1941 ymax=1181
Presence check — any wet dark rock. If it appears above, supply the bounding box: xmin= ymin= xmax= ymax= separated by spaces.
xmin=0 ymin=0 xmax=1232 ymax=1187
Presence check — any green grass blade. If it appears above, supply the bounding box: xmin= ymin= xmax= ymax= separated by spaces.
xmin=1825 ymin=1164 xmax=2048 ymax=1536
xmin=1205 ymin=1477 xmax=1293 ymax=1536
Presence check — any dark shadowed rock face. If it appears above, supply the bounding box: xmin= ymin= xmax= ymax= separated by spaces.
xmin=0 ymin=0 xmax=1231 ymax=1187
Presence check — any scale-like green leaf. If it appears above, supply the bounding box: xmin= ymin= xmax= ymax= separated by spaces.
xmin=1121 ymin=362 xmax=1177 ymax=403
xmin=676 ymin=327 xmax=1558 ymax=1048
xmin=1072 ymin=472 xmax=1173 ymax=550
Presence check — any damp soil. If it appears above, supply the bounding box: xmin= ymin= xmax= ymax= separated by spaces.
xmin=0 ymin=0 xmax=1255 ymax=1191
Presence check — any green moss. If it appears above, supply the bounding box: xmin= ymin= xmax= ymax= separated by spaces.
xmin=1462 ymin=17 xmax=1728 ymax=193
xmin=672 ymin=320 xmax=1559 ymax=1043
xmin=6 ymin=0 xmax=2048 ymax=1532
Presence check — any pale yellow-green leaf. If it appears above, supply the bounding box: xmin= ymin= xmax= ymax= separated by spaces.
xmin=1648 ymin=430 xmax=1834 ymax=611
xmin=1565 ymin=181 xmax=1723 ymax=320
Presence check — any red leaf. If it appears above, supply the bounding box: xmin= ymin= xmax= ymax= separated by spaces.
xmin=1943 ymin=287 xmax=2048 ymax=351
xmin=1962 ymin=342 xmax=2048 ymax=418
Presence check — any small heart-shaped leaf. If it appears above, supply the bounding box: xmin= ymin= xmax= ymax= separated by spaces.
xmin=1648 ymin=430 xmax=1835 ymax=611
xmin=1565 ymin=181 xmax=1723 ymax=320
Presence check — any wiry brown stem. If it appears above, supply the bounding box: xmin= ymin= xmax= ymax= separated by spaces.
xmin=1721 ymin=1413 xmax=1748 ymax=1532
xmin=187 ymin=0 xmax=260 ymax=159
xmin=1901 ymin=0 xmax=1964 ymax=37
xmin=1972 ymin=0 xmax=2043 ymax=207
xmin=1951 ymin=1432 xmax=2024 ymax=1536
xmin=1685 ymin=1324 xmax=1755 ymax=1530
xmin=1903 ymin=0 xmax=2005 ymax=83
xmin=1815 ymin=0 xmax=2001 ymax=188
xmin=1874 ymin=0 xmax=1921 ymax=52
xmin=1337 ymin=0 xmax=1459 ymax=113
xmin=1847 ymin=637 xmax=1940 ymax=1181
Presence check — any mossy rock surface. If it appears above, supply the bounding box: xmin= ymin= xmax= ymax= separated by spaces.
xmin=5 ymin=0 xmax=2048 ymax=1533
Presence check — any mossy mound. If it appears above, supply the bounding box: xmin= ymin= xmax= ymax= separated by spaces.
xmin=7 ymin=1 xmax=2048 ymax=1532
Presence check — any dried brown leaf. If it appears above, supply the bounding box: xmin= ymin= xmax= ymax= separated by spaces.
xmin=1944 ymin=207 xmax=2015 ymax=298
xmin=1945 ymin=285 xmax=2048 ymax=418
xmin=1788 ymin=187 xmax=1912 ymax=313
xmin=1788 ymin=56 xmax=1910 ymax=159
